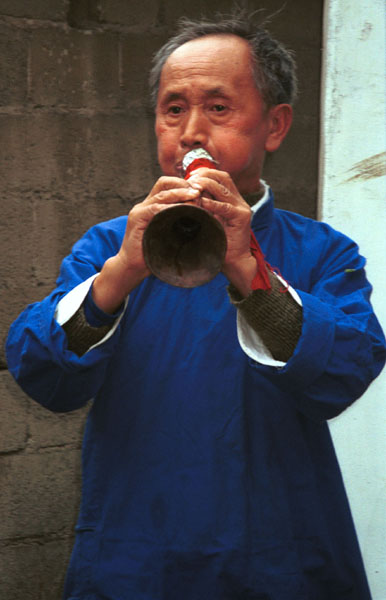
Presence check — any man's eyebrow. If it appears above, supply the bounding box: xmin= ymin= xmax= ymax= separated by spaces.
xmin=205 ymin=86 xmax=230 ymax=97
xmin=161 ymin=91 xmax=185 ymax=103
xmin=160 ymin=87 xmax=231 ymax=103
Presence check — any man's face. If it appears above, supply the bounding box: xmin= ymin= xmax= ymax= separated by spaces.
xmin=155 ymin=34 xmax=275 ymax=194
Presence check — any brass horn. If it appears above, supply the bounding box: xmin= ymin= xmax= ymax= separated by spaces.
xmin=142 ymin=149 xmax=227 ymax=288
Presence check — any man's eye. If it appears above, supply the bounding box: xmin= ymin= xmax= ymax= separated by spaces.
xmin=168 ymin=106 xmax=182 ymax=114
xmin=211 ymin=104 xmax=226 ymax=112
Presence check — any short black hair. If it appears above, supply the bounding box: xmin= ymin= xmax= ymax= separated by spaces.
xmin=149 ymin=10 xmax=297 ymax=107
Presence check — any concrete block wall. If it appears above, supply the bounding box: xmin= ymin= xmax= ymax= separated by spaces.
xmin=0 ymin=1 xmax=323 ymax=597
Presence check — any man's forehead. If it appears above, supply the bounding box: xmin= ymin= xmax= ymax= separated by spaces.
xmin=163 ymin=34 xmax=253 ymax=73
xmin=159 ymin=34 xmax=255 ymax=92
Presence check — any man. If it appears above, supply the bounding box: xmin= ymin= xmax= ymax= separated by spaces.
xmin=6 ymin=14 xmax=385 ymax=600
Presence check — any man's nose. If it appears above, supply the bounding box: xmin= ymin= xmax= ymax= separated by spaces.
xmin=180 ymin=109 xmax=208 ymax=148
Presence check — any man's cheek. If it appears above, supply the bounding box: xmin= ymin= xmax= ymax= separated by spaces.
xmin=158 ymin=151 xmax=176 ymax=176
xmin=219 ymin=149 xmax=247 ymax=175
xmin=157 ymin=140 xmax=174 ymax=163
xmin=216 ymin=137 xmax=245 ymax=163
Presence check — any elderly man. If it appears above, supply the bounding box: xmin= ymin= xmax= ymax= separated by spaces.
xmin=6 ymin=13 xmax=385 ymax=600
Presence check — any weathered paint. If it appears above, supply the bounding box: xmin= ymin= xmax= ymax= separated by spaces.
xmin=345 ymin=151 xmax=386 ymax=183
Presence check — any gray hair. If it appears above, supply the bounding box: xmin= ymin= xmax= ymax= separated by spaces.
xmin=149 ymin=11 xmax=297 ymax=108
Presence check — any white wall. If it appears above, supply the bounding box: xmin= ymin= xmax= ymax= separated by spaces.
xmin=319 ymin=1 xmax=386 ymax=598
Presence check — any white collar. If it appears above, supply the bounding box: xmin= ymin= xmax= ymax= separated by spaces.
xmin=250 ymin=180 xmax=270 ymax=215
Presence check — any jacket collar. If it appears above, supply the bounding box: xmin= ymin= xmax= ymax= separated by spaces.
xmin=248 ymin=182 xmax=274 ymax=231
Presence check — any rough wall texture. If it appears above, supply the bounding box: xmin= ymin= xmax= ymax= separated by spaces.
xmin=0 ymin=1 xmax=323 ymax=597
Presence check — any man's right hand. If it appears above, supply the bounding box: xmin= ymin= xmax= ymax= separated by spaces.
xmin=91 ymin=177 xmax=202 ymax=314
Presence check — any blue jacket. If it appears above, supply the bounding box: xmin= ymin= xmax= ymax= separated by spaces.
xmin=6 ymin=190 xmax=385 ymax=599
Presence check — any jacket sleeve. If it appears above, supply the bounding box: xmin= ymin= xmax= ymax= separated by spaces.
xmin=5 ymin=220 xmax=126 ymax=413
xmin=250 ymin=223 xmax=386 ymax=422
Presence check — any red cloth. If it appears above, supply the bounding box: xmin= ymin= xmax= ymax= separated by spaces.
xmin=250 ymin=231 xmax=272 ymax=291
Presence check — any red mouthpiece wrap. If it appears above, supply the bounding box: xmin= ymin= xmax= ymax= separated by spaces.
xmin=184 ymin=158 xmax=217 ymax=179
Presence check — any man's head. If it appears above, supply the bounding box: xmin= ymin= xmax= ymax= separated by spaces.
xmin=149 ymin=13 xmax=297 ymax=109
xmin=151 ymin=14 xmax=296 ymax=194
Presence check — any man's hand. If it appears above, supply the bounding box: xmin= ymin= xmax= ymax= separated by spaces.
xmin=92 ymin=177 xmax=201 ymax=313
xmin=187 ymin=168 xmax=258 ymax=297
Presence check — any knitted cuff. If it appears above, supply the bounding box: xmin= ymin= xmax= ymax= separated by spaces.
xmin=62 ymin=303 xmax=113 ymax=357
xmin=228 ymin=272 xmax=303 ymax=362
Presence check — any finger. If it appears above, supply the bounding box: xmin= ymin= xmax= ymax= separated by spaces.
xmin=130 ymin=202 xmax=196 ymax=230
xmin=200 ymin=197 xmax=239 ymax=220
xmin=187 ymin=167 xmax=235 ymax=189
xmin=201 ymin=196 xmax=252 ymax=226
xmin=187 ymin=166 xmax=229 ymax=181
xmin=188 ymin=174 xmax=241 ymax=206
xmin=149 ymin=176 xmax=191 ymax=197
xmin=144 ymin=186 xmax=201 ymax=206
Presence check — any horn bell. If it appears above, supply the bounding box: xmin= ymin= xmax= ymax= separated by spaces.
xmin=142 ymin=204 xmax=227 ymax=288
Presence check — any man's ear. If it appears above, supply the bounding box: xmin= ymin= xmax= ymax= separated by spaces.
xmin=265 ymin=104 xmax=293 ymax=153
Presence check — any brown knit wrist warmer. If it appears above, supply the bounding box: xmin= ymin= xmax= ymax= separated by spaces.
xmin=228 ymin=272 xmax=303 ymax=362
xmin=62 ymin=304 xmax=112 ymax=357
